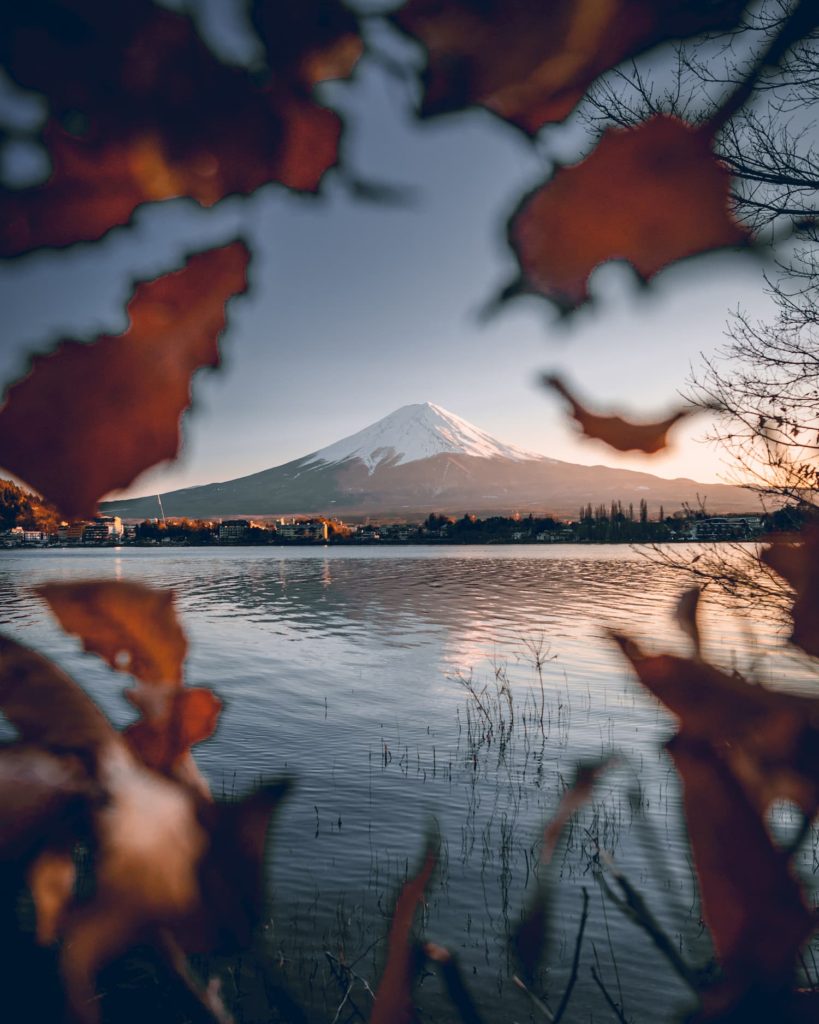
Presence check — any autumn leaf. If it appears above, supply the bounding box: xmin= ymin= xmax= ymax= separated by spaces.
xmin=0 ymin=745 xmax=94 ymax=862
xmin=392 ymin=0 xmax=747 ymax=133
xmin=511 ymin=117 xmax=749 ymax=309
xmin=0 ymin=241 xmax=249 ymax=521
xmin=27 ymin=845 xmax=78 ymax=946
xmin=668 ymin=736 xmax=814 ymax=987
xmin=60 ymin=776 xmax=292 ymax=1023
xmin=762 ymin=526 xmax=819 ymax=659
xmin=0 ymin=633 xmax=117 ymax=757
xmin=36 ymin=581 xmax=187 ymax=685
xmin=0 ymin=633 xmax=290 ymax=1021
xmin=249 ymin=0 xmax=362 ymax=84
xmin=186 ymin=779 xmax=292 ymax=953
xmin=612 ymin=632 xmax=819 ymax=817
xmin=371 ymin=837 xmax=438 ymax=1024
xmin=613 ymin=624 xmax=817 ymax=994
xmin=124 ymin=687 xmax=222 ymax=781
xmin=0 ymin=1 xmax=360 ymax=255
xmin=36 ymin=579 xmax=221 ymax=785
xmin=544 ymin=374 xmax=691 ymax=453
xmin=0 ymin=751 xmax=86 ymax=947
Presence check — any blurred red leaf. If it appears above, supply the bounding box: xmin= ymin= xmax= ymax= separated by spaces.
xmin=124 ymin=687 xmax=222 ymax=779
xmin=544 ymin=374 xmax=690 ymax=453
xmin=371 ymin=838 xmax=437 ymax=1024
xmin=0 ymin=1 xmax=360 ymax=255
xmin=0 ymin=241 xmax=249 ymax=520
xmin=614 ymin=625 xmax=819 ymax=1005
xmin=613 ymin=632 xmax=819 ymax=816
xmin=0 ymin=633 xmax=289 ymax=1021
xmin=63 ymin=776 xmax=292 ymax=1022
xmin=511 ymin=116 xmax=749 ymax=309
xmin=36 ymin=580 xmax=187 ymax=685
xmin=36 ymin=579 xmax=221 ymax=784
xmin=668 ymin=736 xmax=814 ymax=986
xmin=393 ymin=0 xmax=747 ymax=133
xmin=27 ymin=845 xmax=77 ymax=946
xmin=249 ymin=0 xmax=362 ymax=83
xmin=185 ymin=778 xmax=292 ymax=953
xmin=762 ymin=526 xmax=819 ymax=659
xmin=0 ymin=633 xmax=117 ymax=756
xmin=0 ymin=746 xmax=94 ymax=861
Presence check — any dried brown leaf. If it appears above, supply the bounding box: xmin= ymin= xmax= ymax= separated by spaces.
xmin=0 ymin=634 xmax=288 ymax=1022
xmin=393 ymin=0 xmax=747 ymax=133
xmin=0 ymin=1 xmax=360 ymax=255
xmin=669 ymin=736 xmax=814 ymax=985
xmin=512 ymin=117 xmax=749 ymax=309
xmin=544 ymin=374 xmax=691 ymax=453
xmin=762 ymin=526 xmax=819 ymax=659
xmin=27 ymin=846 xmax=77 ymax=946
xmin=371 ymin=837 xmax=438 ymax=1024
xmin=185 ymin=779 xmax=292 ymax=953
xmin=249 ymin=0 xmax=362 ymax=83
xmin=0 ymin=634 xmax=116 ymax=756
xmin=0 ymin=241 xmax=249 ymax=520
xmin=60 ymin=777 xmax=291 ymax=1024
xmin=37 ymin=579 xmax=219 ymax=784
xmin=613 ymin=632 xmax=819 ymax=817
xmin=124 ymin=687 xmax=222 ymax=778
xmin=0 ymin=745 xmax=95 ymax=861
xmin=36 ymin=580 xmax=187 ymax=685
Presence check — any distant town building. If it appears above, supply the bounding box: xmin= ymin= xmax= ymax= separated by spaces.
xmin=276 ymin=518 xmax=328 ymax=542
xmin=82 ymin=516 xmax=124 ymax=544
xmin=356 ymin=525 xmax=381 ymax=542
xmin=218 ymin=519 xmax=251 ymax=542
xmin=58 ymin=522 xmax=87 ymax=544
xmin=683 ymin=516 xmax=765 ymax=541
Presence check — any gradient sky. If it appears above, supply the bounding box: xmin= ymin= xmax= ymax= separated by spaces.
xmin=0 ymin=7 xmax=781 ymax=500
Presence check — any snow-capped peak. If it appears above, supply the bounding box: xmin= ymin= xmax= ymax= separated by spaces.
xmin=304 ymin=402 xmax=545 ymax=472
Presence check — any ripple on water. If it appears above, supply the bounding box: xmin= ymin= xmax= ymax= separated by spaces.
xmin=0 ymin=545 xmax=815 ymax=1021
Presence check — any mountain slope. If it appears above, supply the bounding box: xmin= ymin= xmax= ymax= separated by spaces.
xmin=101 ymin=402 xmax=758 ymax=520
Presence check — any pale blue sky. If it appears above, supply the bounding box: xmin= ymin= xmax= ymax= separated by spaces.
xmin=0 ymin=12 xmax=780 ymax=498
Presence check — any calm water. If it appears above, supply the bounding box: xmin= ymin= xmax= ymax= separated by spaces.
xmin=1 ymin=545 xmax=816 ymax=1022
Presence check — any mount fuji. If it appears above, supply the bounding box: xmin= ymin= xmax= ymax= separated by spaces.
xmin=101 ymin=402 xmax=755 ymax=520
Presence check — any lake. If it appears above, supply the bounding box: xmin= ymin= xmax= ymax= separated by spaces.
xmin=1 ymin=545 xmax=816 ymax=1022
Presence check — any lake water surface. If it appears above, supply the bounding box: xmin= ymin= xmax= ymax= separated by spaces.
xmin=1 ymin=545 xmax=816 ymax=1022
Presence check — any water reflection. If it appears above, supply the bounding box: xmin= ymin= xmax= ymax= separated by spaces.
xmin=0 ymin=546 xmax=814 ymax=1023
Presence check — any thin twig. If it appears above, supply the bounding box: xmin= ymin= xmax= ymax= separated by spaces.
xmin=325 ymin=950 xmax=377 ymax=1002
xmin=425 ymin=944 xmax=486 ymax=1024
xmin=324 ymin=951 xmax=368 ymax=1021
xmin=707 ymin=0 xmax=819 ymax=135
xmin=591 ymin=965 xmax=629 ymax=1024
xmin=512 ymin=974 xmax=554 ymax=1021
xmin=330 ymin=978 xmax=356 ymax=1024
xmin=597 ymin=860 xmax=699 ymax=992
xmin=553 ymin=887 xmax=590 ymax=1024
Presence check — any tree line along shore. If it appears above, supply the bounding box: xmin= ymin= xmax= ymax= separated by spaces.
xmin=0 ymin=476 xmax=801 ymax=547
